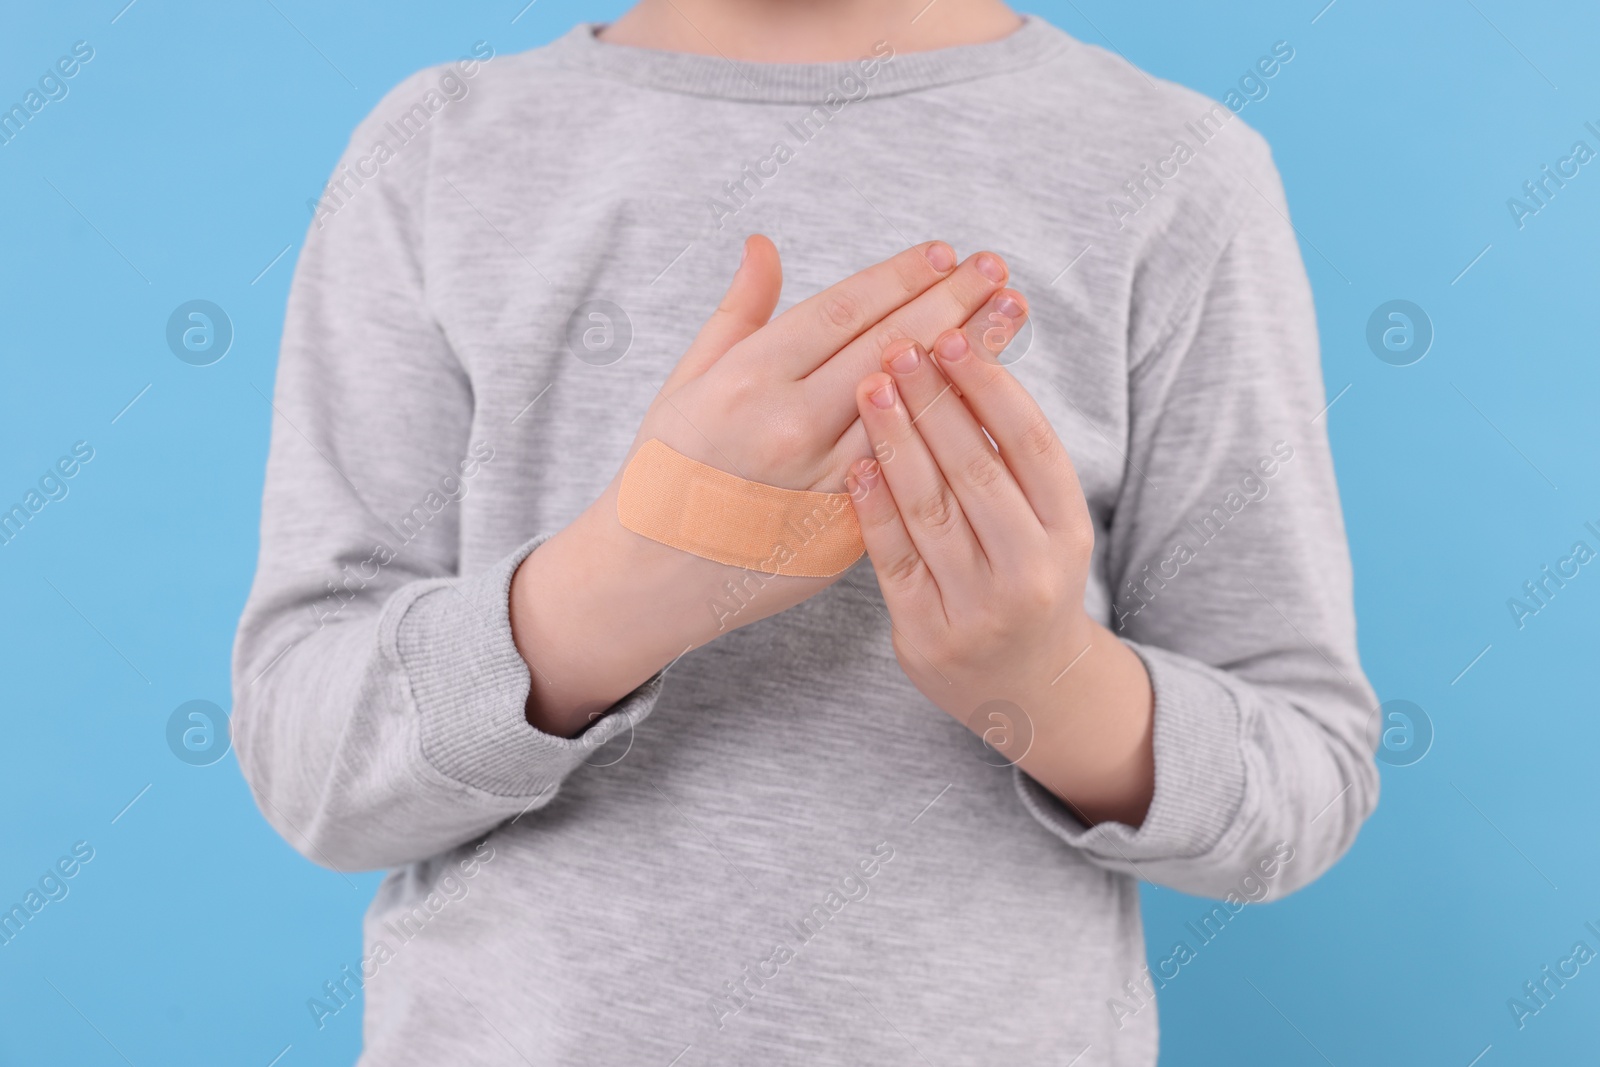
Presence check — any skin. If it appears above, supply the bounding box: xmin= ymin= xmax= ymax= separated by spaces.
xmin=847 ymin=333 xmax=1155 ymax=826
xmin=511 ymin=0 xmax=1155 ymax=828
xmin=514 ymin=237 xmax=1023 ymax=727
xmin=600 ymin=0 xmax=1025 ymax=63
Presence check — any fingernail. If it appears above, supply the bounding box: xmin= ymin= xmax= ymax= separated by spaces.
xmin=869 ymin=380 xmax=896 ymax=409
xmin=924 ymin=242 xmax=956 ymax=272
xmin=976 ymin=253 xmax=1007 ymax=283
xmin=740 ymin=240 xmax=750 ymax=268
xmin=887 ymin=343 xmax=920 ymax=375
xmin=997 ymin=294 xmax=1024 ymax=320
xmin=935 ymin=331 xmax=970 ymax=362
xmin=844 ymin=474 xmax=861 ymax=498
xmin=856 ymin=458 xmax=880 ymax=480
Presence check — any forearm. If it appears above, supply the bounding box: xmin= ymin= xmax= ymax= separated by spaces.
xmin=1011 ymin=154 xmax=1380 ymax=893
xmin=1007 ymin=618 xmax=1155 ymax=828
xmin=510 ymin=492 xmax=705 ymax=737
xmin=510 ymin=481 xmax=820 ymax=737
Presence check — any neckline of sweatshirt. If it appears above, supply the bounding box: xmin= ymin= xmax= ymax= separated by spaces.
xmin=547 ymin=15 xmax=1073 ymax=103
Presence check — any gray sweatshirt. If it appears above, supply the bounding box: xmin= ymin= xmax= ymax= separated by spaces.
xmin=232 ymin=17 xmax=1377 ymax=1066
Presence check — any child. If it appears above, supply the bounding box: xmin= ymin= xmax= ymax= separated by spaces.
xmin=234 ymin=1 xmax=1377 ymax=1062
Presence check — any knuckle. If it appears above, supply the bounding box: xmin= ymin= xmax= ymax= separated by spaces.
xmin=926 ymin=630 xmax=965 ymax=667
xmin=1017 ymin=414 xmax=1061 ymax=462
xmin=1014 ymin=573 xmax=1055 ymax=612
xmin=822 ymin=290 xmax=865 ymax=332
xmin=882 ymin=549 xmax=925 ymax=589
xmin=714 ymin=292 xmax=751 ymax=322
xmin=909 ymin=488 xmax=961 ymax=536
xmin=952 ymin=261 xmax=998 ymax=304
xmin=857 ymin=487 xmax=896 ymax=527
xmin=720 ymin=370 xmax=762 ymax=408
xmin=1059 ymin=518 xmax=1095 ymax=562
xmin=892 ymin=252 xmax=927 ymax=296
xmin=931 ymin=280 xmax=971 ymax=323
xmin=959 ymin=450 xmax=1007 ymax=494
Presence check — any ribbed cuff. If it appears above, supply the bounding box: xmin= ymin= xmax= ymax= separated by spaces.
xmin=1015 ymin=641 xmax=1246 ymax=866
xmin=389 ymin=535 xmax=663 ymax=798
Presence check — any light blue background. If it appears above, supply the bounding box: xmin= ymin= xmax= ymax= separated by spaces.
xmin=2 ymin=1 xmax=1596 ymax=1063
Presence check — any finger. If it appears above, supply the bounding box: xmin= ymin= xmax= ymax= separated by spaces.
xmin=745 ymin=240 xmax=958 ymax=379
xmin=806 ymin=251 xmax=1010 ymax=438
xmin=930 ymin=328 xmax=1083 ymax=532
xmin=877 ymin=335 xmax=1043 ymax=563
xmin=923 ymin=285 xmax=1030 ymax=402
xmin=963 ymin=287 xmax=1029 ymax=369
xmin=845 ymin=457 xmax=941 ymax=619
xmin=855 ymin=371 xmax=988 ymax=596
xmin=821 ymin=417 xmax=871 ymax=491
xmin=815 ymin=274 xmax=1021 ymax=493
xmin=661 ymin=235 xmax=782 ymax=395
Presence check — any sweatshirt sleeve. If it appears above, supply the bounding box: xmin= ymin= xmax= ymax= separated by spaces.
xmin=1015 ymin=144 xmax=1379 ymax=899
xmin=230 ymin=72 xmax=660 ymax=874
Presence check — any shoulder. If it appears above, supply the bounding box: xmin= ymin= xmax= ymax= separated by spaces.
xmin=339 ymin=35 xmax=591 ymax=168
xmin=1018 ymin=24 xmax=1284 ymax=228
xmin=1008 ymin=24 xmax=1295 ymax=350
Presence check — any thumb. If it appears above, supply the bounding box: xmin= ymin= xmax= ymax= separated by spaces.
xmin=662 ymin=234 xmax=782 ymax=394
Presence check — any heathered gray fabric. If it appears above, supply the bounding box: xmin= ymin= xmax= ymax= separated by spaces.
xmin=232 ymin=17 xmax=1379 ymax=1066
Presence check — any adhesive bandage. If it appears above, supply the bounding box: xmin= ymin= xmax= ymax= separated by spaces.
xmin=617 ymin=439 xmax=864 ymax=577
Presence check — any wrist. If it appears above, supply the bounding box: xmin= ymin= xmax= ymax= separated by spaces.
xmin=510 ymin=492 xmax=660 ymax=735
xmin=508 ymin=484 xmax=753 ymax=737
xmin=1023 ymin=618 xmax=1155 ymax=827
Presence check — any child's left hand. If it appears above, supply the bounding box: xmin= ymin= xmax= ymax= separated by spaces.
xmin=846 ymin=301 xmax=1156 ymax=826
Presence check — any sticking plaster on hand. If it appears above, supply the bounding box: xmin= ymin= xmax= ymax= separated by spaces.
xmin=617 ymin=439 xmax=864 ymax=578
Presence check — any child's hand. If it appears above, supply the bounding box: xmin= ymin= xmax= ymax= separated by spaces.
xmin=846 ymin=312 xmax=1093 ymax=717
xmin=512 ymin=235 xmax=1031 ymax=736
xmin=847 ymin=325 xmax=1157 ymax=827
xmin=635 ymin=234 xmax=1017 ymax=497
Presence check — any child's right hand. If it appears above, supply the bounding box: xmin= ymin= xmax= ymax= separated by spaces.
xmin=510 ymin=235 xmax=1030 ymax=736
